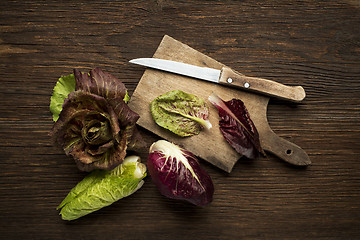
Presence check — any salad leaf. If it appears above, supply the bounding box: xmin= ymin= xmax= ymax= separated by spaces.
xmin=50 ymin=68 xmax=141 ymax=172
xmin=50 ymin=74 xmax=76 ymax=122
xmin=208 ymin=93 xmax=264 ymax=159
xmin=147 ymin=140 xmax=214 ymax=206
xmin=50 ymin=70 xmax=129 ymax=122
xmin=74 ymin=68 xmax=128 ymax=101
xmin=150 ymin=90 xmax=212 ymax=137
xmin=57 ymin=155 xmax=147 ymax=221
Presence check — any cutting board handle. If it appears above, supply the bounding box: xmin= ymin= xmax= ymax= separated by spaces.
xmin=219 ymin=66 xmax=306 ymax=102
xmin=261 ymin=128 xmax=311 ymax=166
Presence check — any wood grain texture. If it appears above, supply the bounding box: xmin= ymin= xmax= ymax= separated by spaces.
xmin=0 ymin=0 xmax=359 ymax=239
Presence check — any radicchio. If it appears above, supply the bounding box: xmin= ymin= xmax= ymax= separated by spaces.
xmin=147 ymin=140 xmax=214 ymax=206
xmin=208 ymin=93 xmax=264 ymax=159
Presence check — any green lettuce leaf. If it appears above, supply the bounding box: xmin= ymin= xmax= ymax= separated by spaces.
xmin=123 ymin=92 xmax=130 ymax=104
xmin=150 ymin=90 xmax=212 ymax=137
xmin=50 ymin=74 xmax=76 ymax=122
xmin=57 ymin=155 xmax=146 ymax=221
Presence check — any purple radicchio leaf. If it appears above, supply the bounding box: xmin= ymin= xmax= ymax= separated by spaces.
xmin=50 ymin=68 xmax=142 ymax=172
xmin=147 ymin=140 xmax=214 ymax=206
xmin=208 ymin=93 xmax=264 ymax=159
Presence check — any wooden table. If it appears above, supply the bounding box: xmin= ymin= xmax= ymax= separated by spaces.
xmin=1 ymin=1 xmax=359 ymax=239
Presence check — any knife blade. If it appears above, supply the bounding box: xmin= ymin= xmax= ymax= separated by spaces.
xmin=129 ymin=58 xmax=306 ymax=102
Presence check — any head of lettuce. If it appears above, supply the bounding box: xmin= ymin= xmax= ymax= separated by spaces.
xmin=50 ymin=68 xmax=143 ymax=172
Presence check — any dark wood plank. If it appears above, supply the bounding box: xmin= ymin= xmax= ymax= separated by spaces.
xmin=0 ymin=0 xmax=359 ymax=239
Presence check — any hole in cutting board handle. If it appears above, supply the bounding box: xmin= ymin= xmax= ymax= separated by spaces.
xmin=286 ymin=149 xmax=292 ymax=155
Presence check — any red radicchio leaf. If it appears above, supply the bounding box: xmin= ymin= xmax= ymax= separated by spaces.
xmin=208 ymin=93 xmax=264 ymax=159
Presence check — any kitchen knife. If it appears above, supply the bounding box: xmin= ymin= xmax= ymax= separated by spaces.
xmin=129 ymin=58 xmax=306 ymax=102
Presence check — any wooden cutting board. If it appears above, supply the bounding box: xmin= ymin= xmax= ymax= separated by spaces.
xmin=128 ymin=35 xmax=310 ymax=172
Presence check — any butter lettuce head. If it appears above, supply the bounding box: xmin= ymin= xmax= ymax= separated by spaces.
xmin=57 ymin=155 xmax=147 ymax=221
xmin=150 ymin=90 xmax=212 ymax=137
xmin=50 ymin=68 xmax=141 ymax=172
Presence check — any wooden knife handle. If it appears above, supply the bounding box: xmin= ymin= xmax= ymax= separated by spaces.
xmin=261 ymin=128 xmax=311 ymax=166
xmin=219 ymin=66 xmax=306 ymax=102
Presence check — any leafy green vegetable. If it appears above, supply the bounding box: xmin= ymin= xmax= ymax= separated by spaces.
xmin=208 ymin=93 xmax=264 ymax=159
xmin=50 ymin=72 xmax=129 ymax=122
xmin=50 ymin=68 xmax=140 ymax=172
xmin=150 ymin=90 xmax=212 ymax=137
xmin=50 ymin=74 xmax=76 ymax=122
xmin=123 ymin=91 xmax=130 ymax=104
xmin=57 ymin=155 xmax=147 ymax=221
xmin=148 ymin=140 xmax=214 ymax=206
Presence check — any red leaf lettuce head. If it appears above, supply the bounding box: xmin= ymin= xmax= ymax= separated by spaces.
xmin=50 ymin=68 xmax=143 ymax=172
